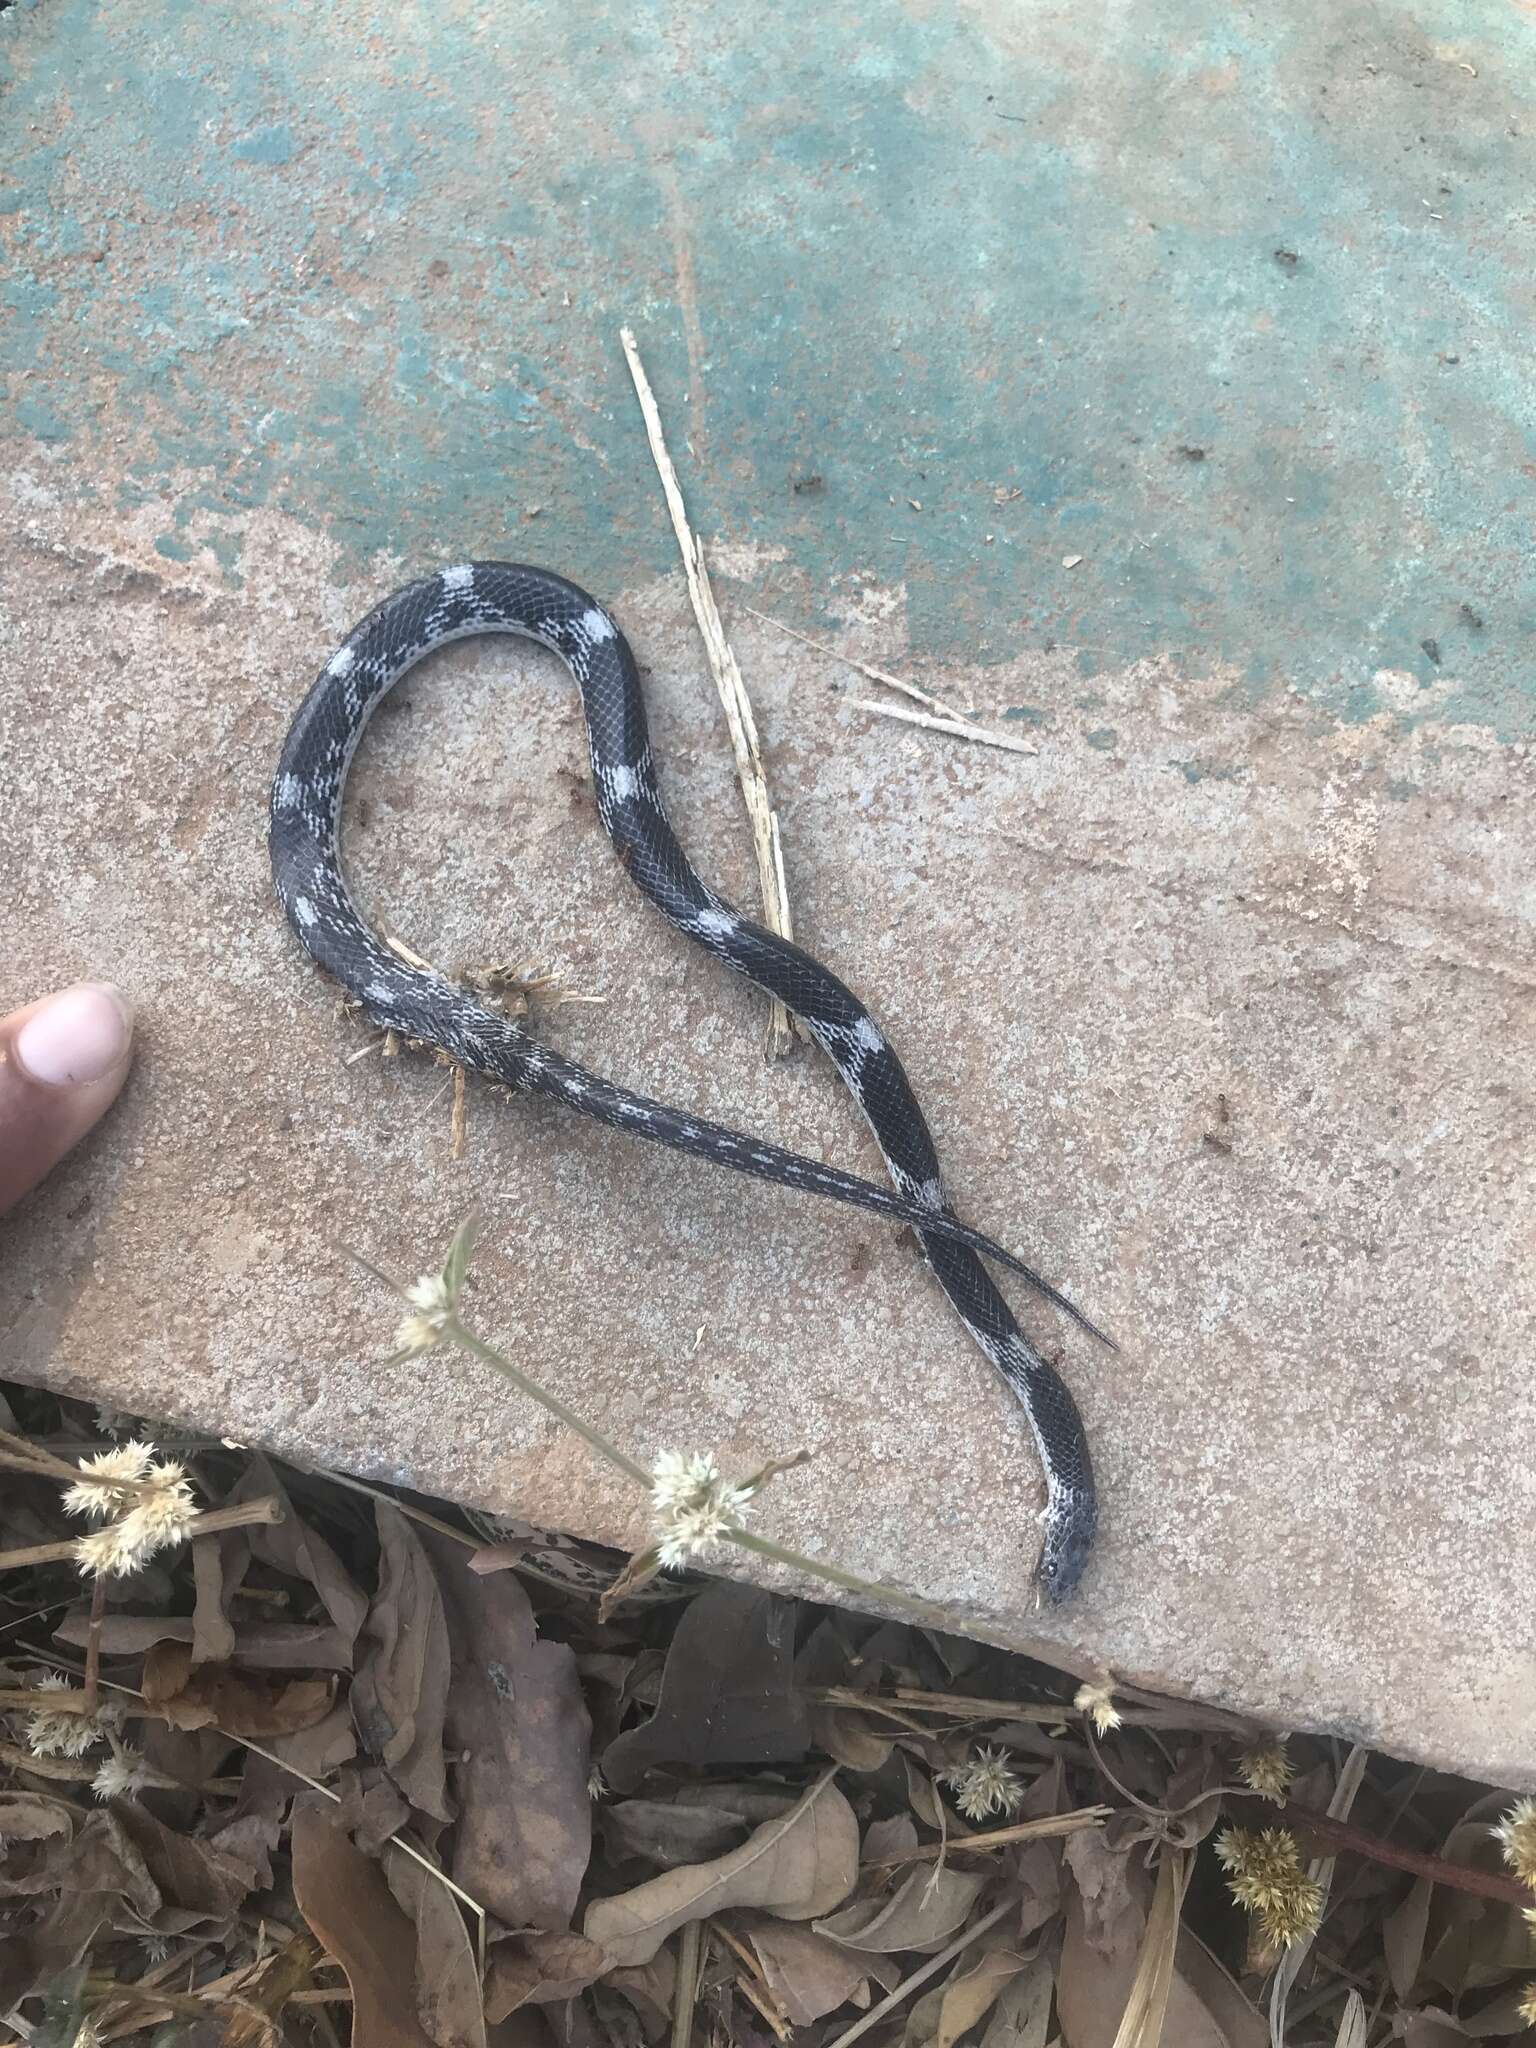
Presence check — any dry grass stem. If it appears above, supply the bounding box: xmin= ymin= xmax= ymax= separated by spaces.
xmin=850 ymin=697 xmax=1038 ymax=755
xmin=824 ymin=1892 xmax=1021 ymax=2048
xmin=0 ymin=1495 xmax=283 ymax=1570
xmin=1110 ymin=1849 xmax=1191 ymax=2048
xmin=863 ymin=1805 xmax=1112 ymax=1865
xmin=671 ymin=1918 xmax=705 ymax=2048
xmin=814 ymin=1684 xmax=1073 ymax=1725
xmin=619 ymin=325 xmax=799 ymax=1057
xmin=451 ymin=1064 xmax=467 ymax=1159
xmin=739 ymin=604 xmax=977 ymax=724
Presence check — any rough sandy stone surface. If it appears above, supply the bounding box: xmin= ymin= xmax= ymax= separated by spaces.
xmin=3 ymin=481 xmax=1532 ymax=1784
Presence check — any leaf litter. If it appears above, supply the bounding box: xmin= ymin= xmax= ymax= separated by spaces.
xmin=2 ymin=1379 xmax=1535 ymax=2048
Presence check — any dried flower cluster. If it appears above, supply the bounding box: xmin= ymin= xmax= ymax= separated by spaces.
xmin=1237 ymin=1737 xmax=1294 ymax=1804
xmin=394 ymin=1272 xmax=454 ymax=1356
xmin=1490 ymin=1800 xmax=1536 ymax=2019
xmin=1074 ymin=1678 xmax=1122 ymax=1736
xmin=1215 ymin=1827 xmax=1324 ymax=1949
xmin=63 ymin=1441 xmax=198 ymax=1578
xmin=24 ymin=1671 xmax=105 ymax=1758
xmin=942 ymin=1744 xmax=1026 ymax=1823
xmin=92 ymin=1749 xmax=149 ymax=1803
xmin=649 ymin=1451 xmax=752 ymax=1567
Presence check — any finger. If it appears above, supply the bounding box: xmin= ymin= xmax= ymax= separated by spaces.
xmin=0 ymin=983 xmax=136 ymax=1216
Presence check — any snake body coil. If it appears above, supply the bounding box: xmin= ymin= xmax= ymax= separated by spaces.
xmin=269 ymin=563 xmax=1100 ymax=1600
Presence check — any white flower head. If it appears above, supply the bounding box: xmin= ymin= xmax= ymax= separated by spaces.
xmin=73 ymin=1458 xmax=198 ymax=1578
xmin=1493 ymin=1797 xmax=1536 ymax=1885
xmin=649 ymin=1449 xmax=751 ymax=1568
xmin=62 ymin=1438 xmax=199 ymax=1580
xmin=62 ymin=1439 xmax=156 ymax=1520
xmin=25 ymin=1673 xmax=105 ymax=1760
xmin=942 ymin=1744 xmax=1025 ymax=1823
xmin=93 ymin=1748 xmax=149 ymax=1802
xmin=393 ymin=1272 xmax=453 ymax=1355
xmin=1074 ymin=1677 xmax=1122 ymax=1735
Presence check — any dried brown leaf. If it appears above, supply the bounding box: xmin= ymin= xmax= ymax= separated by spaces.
xmin=291 ymin=1805 xmax=438 ymax=2048
xmin=1457 ymin=1982 xmax=1536 ymax=2035
xmin=863 ymin=1815 xmax=920 ymax=1863
xmin=1057 ymin=1854 xmax=1244 ymax=2048
xmin=261 ymin=1699 xmax=360 ymax=1777
xmin=1172 ymin=1930 xmax=1266 ymax=2048
xmin=1332 ymin=1989 xmax=1368 ymax=2048
xmin=1063 ymin=1831 xmax=1144 ymax=1958
xmin=583 ymin=1770 xmax=857 ymax=1968
xmin=813 ymin=1705 xmax=896 ymax=1772
xmin=1015 ymin=1840 xmax=1065 ymax=1940
xmin=142 ymin=1640 xmax=333 ymax=1736
xmin=903 ymin=1753 xmax=947 ymax=1830
xmin=54 ymin=1609 xmax=355 ymax=1669
xmin=0 ymin=1889 xmax=110 ymax=2012
xmin=1401 ymin=2017 xmax=1474 ymax=2047
xmin=1422 ymin=1814 xmax=1533 ymax=1994
xmin=353 ymin=1504 xmax=454 ymax=1823
xmin=234 ymin=1454 xmax=370 ymax=1646
xmin=603 ymin=1953 xmax=676 ymax=2039
xmin=0 ymin=1806 xmax=160 ymax=1919
xmin=386 ymin=1842 xmax=487 ymax=2048
xmin=815 ymin=1866 xmax=985 ymax=1953
xmin=426 ymin=1531 xmax=592 ymax=1931
xmin=602 ymin=1795 xmax=770 ymax=1871
xmin=736 ymin=1911 xmax=874 ymax=2024
xmin=111 ymin=1799 xmax=259 ymax=1923
xmin=0 ymin=1790 xmax=75 ymax=1846
xmin=907 ymin=1946 xmax=1024 ymax=2048
xmin=978 ymin=1957 xmax=1054 ymax=2048
xmin=485 ymin=1934 xmax=612 ymax=2021
xmin=1385 ymin=1875 xmax=1434 ymax=2001
xmin=337 ymin=1761 xmax=415 ymax=1852
xmin=602 ymin=1584 xmax=809 ymax=1792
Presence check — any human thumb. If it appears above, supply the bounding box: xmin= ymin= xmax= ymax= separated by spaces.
xmin=0 ymin=983 xmax=135 ymax=1216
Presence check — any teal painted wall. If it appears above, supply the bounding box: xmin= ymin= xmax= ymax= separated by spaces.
xmin=3 ymin=0 xmax=1533 ymax=729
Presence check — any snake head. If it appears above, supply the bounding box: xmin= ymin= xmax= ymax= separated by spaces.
xmin=1036 ymin=1483 xmax=1096 ymax=1606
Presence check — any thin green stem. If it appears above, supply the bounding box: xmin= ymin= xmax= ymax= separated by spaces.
xmin=725 ymin=1528 xmax=955 ymax=1629
xmin=444 ymin=1318 xmax=652 ymax=1486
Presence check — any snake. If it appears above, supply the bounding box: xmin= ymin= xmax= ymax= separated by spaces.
xmin=268 ymin=562 xmax=1104 ymax=1601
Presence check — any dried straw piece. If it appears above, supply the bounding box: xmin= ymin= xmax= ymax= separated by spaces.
xmin=619 ymin=325 xmax=799 ymax=1057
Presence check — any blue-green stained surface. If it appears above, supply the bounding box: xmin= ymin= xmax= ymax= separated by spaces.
xmin=2 ymin=0 xmax=1533 ymax=729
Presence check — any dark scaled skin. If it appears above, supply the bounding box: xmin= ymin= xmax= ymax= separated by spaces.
xmin=270 ymin=562 xmax=1103 ymax=1602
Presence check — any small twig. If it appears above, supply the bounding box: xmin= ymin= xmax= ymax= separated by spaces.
xmin=0 ymin=1496 xmax=283 ymax=1571
xmin=619 ymin=324 xmax=799 ymax=1058
xmin=739 ymin=604 xmax=978 ymax=725
xmin=0 ymin=1428 xmax=86 ymax=1484
xmin=824 ymin=1892 xmax=1021 ymax=2048
xmin=710 ymin=1924 xmax=793 ymax=2042
xmin=731 ymin=1972 xmax=791 ymax=2042
xmin=850 ymin=697 xmax=1038 ymax=755
xmin=81 ymin=1573 xmax=107 ymax=1715
xmin=31 ymin=1658 xmax=491 ymax=1984
xmin=864 ymin=1806 xmax=1111 ymax=1865
xmin=1231 ymin=1795 xmax=1536 ymax=1909
xmin=671 ymin=1918 xmax=704 ymax=2048
xmin=297 ymin=1465 xmax=477 ymax=1548
xmin=0 ymin=1736 xmax=96 ymax=1782
xmin=450 ymin=1065 xmax=467 ymax=1160
xmin=814 ymin=1684 xmax=1073 ymax=1725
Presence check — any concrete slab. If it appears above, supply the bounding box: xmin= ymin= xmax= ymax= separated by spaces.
xmin=3 ymin=0 xmax=1534 ymax=1783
